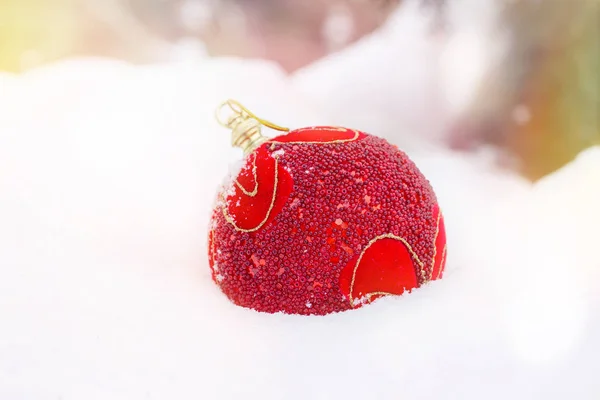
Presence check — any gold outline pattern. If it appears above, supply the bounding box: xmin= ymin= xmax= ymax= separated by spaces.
xmin=429 ymin=211 xmax=442 ymax=281
xmin=268 ymin=128 xmax=361 ymax=145
xmin=349 ymin=233 xmax=424 ymax=306
xmin=360 ymin=291 xmax=396 ymax=303
xmin=438 ymin=245 xmax=447 ymax=279
xmin=222 ymin=156 xmax=280 ymax=233
xmin=234 ymin=152 xmax=258 ymax=197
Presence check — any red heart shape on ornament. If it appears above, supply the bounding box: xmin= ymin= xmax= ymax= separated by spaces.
xmin=430 ymin=205 xmax=447 ymax=280
xmin=339 ymin=235 xmax=421 ymax=307
xmin=271 ymin=126 xmax=365 ymax=144
xmin=223 ymin=147 xmax=293 ymax=233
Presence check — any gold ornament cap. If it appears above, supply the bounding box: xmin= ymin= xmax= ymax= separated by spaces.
xmin=216 ymin=100 xmax=289 ymax=154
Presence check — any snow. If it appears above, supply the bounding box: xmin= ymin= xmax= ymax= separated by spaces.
xmin=1 ymin=5 xmax=599 ymax=399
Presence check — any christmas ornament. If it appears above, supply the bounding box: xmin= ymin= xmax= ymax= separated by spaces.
xmin=209 ymin=100 xmax=446 ymax=315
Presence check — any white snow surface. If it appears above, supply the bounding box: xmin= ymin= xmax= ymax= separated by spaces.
xmin=1 ymin=22 xmax=599 ymax=400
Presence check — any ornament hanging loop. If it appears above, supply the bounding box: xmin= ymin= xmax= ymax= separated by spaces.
xmin=216 ymin=99 xmax=289 ymax=154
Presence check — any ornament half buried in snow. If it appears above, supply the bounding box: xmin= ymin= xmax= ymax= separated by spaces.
xmin=209 ymin=100 xmax=446 ymax=315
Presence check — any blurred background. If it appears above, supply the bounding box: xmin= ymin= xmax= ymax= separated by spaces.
xmin=0 ymin=0 xmax=403 ymax=72
xmin=0 ymin=0 xmax=598 ymax=179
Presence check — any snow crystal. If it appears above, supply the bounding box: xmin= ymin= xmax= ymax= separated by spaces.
xmin=271 ymin=149 xmax=285 ymax=157
xmin=221 ymin=158 xmax=246 ymax=197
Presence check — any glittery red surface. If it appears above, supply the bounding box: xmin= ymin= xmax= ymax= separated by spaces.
xmin=209 ymin=127 xmax=446 ymax=315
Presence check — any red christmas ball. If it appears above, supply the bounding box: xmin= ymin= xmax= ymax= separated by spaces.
xmin=209 ymin=126 xmax=446 ymax=315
